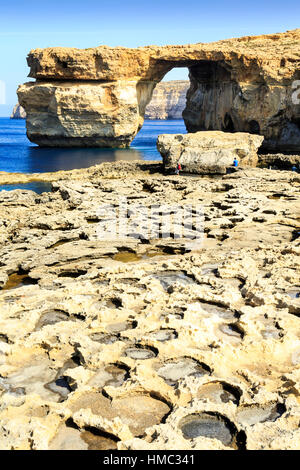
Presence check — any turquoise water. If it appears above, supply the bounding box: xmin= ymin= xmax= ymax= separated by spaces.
xmin=0 ymin=118 xmax=186 ymax=173
xmin=0 ymin=118 xmax=186 ymax=193
xmin=0 ymin=182 xmax=53 ymax=194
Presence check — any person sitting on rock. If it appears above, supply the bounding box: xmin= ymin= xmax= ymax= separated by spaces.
xmin=233 ymin=157 xmax=239 ymax=168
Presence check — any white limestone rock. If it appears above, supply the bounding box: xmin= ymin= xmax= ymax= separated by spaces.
xmin=157 ymin=131 xmax=264 ymax=174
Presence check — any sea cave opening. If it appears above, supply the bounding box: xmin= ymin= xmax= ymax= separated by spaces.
xmin=137 ymin=59 xmax=240 ymax=144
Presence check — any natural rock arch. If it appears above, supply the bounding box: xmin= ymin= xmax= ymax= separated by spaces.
xmin=18 ymin=29 xmax=300 ymax=152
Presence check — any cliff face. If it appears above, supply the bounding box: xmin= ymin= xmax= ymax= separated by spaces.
xmin=18 ymin=29 xmax=300 ymax=150
xmin=18 ymin=80 xmax=149 ymax=147
xmin=183 ymin=60 xmax=300 ymax=152
xmin=10 ymin=104 xmax=26 ymax=119
xmin=12 ymin=80 xmax=189 ymax=123
xmin=145 ymin=81 xmax=189 ymax=119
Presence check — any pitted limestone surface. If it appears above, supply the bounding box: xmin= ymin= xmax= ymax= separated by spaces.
xmin=0 ymin=162 xmax=299 ymax=449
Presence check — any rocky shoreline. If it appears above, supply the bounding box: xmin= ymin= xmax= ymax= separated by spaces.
xmin=0 ymin=161 xmax=299 ymax=449
xmin=259 ymin=153 xmax=300 ymax=170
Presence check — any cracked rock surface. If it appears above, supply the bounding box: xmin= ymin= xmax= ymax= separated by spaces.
xmin=0 ymin=161 xmax=299 ymax=450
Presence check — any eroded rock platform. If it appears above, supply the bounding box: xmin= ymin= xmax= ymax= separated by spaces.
xmin=0 ymin=162 xmax=299 ymax=449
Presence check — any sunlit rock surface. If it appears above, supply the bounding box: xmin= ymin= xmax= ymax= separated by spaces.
xmin=17 ymin=80 xmax=153 ymax=148
xmin=0 ymin=161 xmax=299 ymax=449
xmin=157 ymin=131 xmax=264 ymax=173
xmin=18 ymin=29 xmax=300 ymax=150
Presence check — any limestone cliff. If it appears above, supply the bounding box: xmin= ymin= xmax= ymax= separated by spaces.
xmin=13 ymin=80 xmax=190 ymax=122
xmin=10 ymin=104 xmax=26 ymax=119
xmin=145 ymin=81 xmax=189 ymax=119
xmin=18 ymin=29 xmax=300 ymax=150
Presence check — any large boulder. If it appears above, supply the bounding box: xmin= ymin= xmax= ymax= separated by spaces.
xmin=157 ymin=131 xmax=264 ymax=174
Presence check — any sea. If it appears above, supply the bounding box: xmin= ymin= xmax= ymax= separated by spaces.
xmin=0 ymin=118 xmax=186 ymax=193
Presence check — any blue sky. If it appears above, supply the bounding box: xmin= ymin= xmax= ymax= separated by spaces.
xmin=0 ymin=0 xmax=299 ymax=115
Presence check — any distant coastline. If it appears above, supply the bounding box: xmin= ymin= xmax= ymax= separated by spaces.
xmin=144 ymin=80 xmax=189 ymax=120
xmin=10 ymin=104 xmax=26 ymax=119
